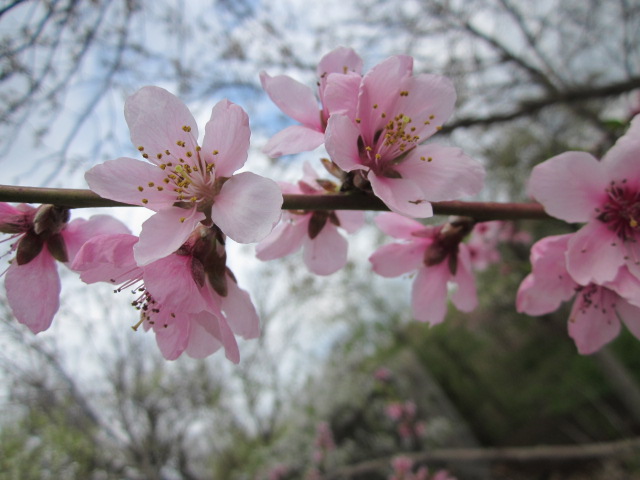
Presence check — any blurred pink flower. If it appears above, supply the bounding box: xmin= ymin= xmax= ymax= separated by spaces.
xmin=326 ymin=55 xmax=484 ymax=218
xmin=370 ymin=213 xmax=478 ymax=325
xmin=72 ymin=226 xmax=260 ymax=362
xmin=1 ymin=203 xmax=128 ymax=333
xmin=261 ymin=46 xmax=363 ymax=157
xmin=256 ymin=162 xmax=364 ymax=275
xmin=528 ymin=115 xmax=640 ymax=285
xmin=86 ymin=86 xmax=282 ymax=266
xmin=517 ymin=233 xmax=640 ymax=354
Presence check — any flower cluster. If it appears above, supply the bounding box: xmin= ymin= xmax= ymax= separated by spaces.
xmin=517 ymin=116 xmax=640 ymax=354
xmin=7 ymin=46 xmax=637 ymax=365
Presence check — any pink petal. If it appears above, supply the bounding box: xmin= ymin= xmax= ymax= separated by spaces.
xmin=395 ymin=74 xmax=456 ymax=139
xmin=256 ymin=218 xmax=307 ymax=261
xmin=143 ymin=254 xmax=208 ymax=313
xmin=516 ymin=234 xmax=578 ymax=315
xmin=188 ymin=312 xmax=240 ymax=363
xmin=302 ymin=223 xmax=348 ymax=275
xmin=260 ymin=71 xmax=322 ymax=129
xmin=63 ymin=214 xmax=131 ymax=262
xmin=606 ymin=266 xmax=640 ymax=308
xmin=335 ymin=210 xmax=365 ymax=234
xmin=528 ymin=152 xmax=609 ymax=222
xmin=396 ymin=145 xmax=485 ymax=201
xmin=200 ymin=99 xmax=250 ymax=177
xmin=566 ymin=222 xmax=626 ymax=285
xmin=262 ymin=125 xmax=325 ymax=157
xmin=369 ymin=173 xmax=434 ymax=218
xmin=134 ymin=207 xmax=205 ymax=266
xmin=71 ymin=233 xmax=140 ymax=283
xmin=323 ymin=72 xmax=361 ymax=119
xmin=357 ymin=55 xmax=414 ymax=143
xmin=5 ymin=251 xmax=60 ymax=333
xmin=411 ymin=264 xmax=450 ymax=325
xmin=450 ymin=246 xmax=478 ymax=312
xmin=211 ymin=172 xmax=283 ymax=244
xmin=221 ymin=278 xmax=260 ymax=339
xmin=568 ymin=286 xmax=621 ymax=354
xmin=317 ymin=47 xmax=363 ymax=76
xmin=325 ymin=115 xmax=367 ymax=172
xmin=85 ymin=157 xmax=175 ymax=209
xmin=124 ymin=86 xmax=199 ymax=166
xmin=369 ymin=241 xmax=426 ymax=277
xmin=154 ymin=315 xmax=191 ymax=360
xmin=617 ymin=297 xmax=640 ymax=340
xmin=603 ymin=115 xmax=640 ymax=189
xmin=374 ymin=212 xmax=426 ymax=240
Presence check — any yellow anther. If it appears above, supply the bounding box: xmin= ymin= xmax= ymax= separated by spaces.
xmin=182 ymin=125 xmax=191 ymax=132
xmin=365 ymin=146 xmax=372 ymax=151
xmin=138 ymin=186 xmax=144 ymax=191
xmin=163 ymin=178 xmax=170 ymax=184
xmin=160 ymin=164 xmax=166 ymax=170
xmin=400 ymin=91 xmax=409 ymax=96
xmin=429 ymin=115 xmax=435 ymax=119
xmin=142 ymin=153 xmax=149 ymax=159
xmin=213 ymin=150 xmax=219 ymax=155
xmin=373 ymin=104 xmax=378 ymax=109
xmin=631 ymin=218 xmax=638 ymax=228
xmin=138 ymin=146 xmax=144 ymax=151
xmin=196 ymin=146 xmax=201 ymax=151
xmin=148 ymin=182 xmax=155 ymax=187
xmin=142 ymin=198 xmax=149 ymax=204
xmin=165 ymin=150 xmax=171 ymax=155
xmin=157 ymin=186 xmax=164 ymax=191
xmin=179 ymin=217 xmax=186 ymax=223
xmin=186 ymin=151 xmax=192 ymax=157
xmin=355 ymin=118 xmax=361 ymax=124
xmin=156 ymin=153 xmax=163 ymax=159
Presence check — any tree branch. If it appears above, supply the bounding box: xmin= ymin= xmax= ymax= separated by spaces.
xmin=0 ymin=184 xmax=550 ymax=221
xmin=327 ymin=436 xmax=640 ymax=479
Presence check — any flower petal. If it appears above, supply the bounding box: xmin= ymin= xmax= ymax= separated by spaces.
xmin=603 ymin=115 xmax=640 ymax=190
xmin=323 ymin=72 xmax=361 ymax=119
xmin=134 ymin=207 xmax=205 ymax=266
xmin=211 ymin=172 xmax=283 ymax=244
xmin=260 ymin=71 xmax=322 ymax=129
xmin=85 ymin=157 xmax=175 ymax=209
xmin=63 ymin=215 xmax=131 ymax=262
xmin=317 ymin=47 xmax=363 ymax=76
xmin=5 ymin=251 xmax=60 ymax=333
xmin=369 ymin=173 xmax=434 ymax=218
xmin=357 ymin=55 xmax=413 ymax=143
xmin=396 ymin=73 xmax=456 ymax=140
xmin=221 ymin=277 xmax=260 ymax=339
xmin=568 ymin=286 xmax=621 ymax=355
xmin=617 ymin=297 xmax=640 ymax=340
xmin=374 ymin=212 xmax=425 ymax=240
xmin=566 ymin=222 xmax=626 ymax=285
xmin=396 ymin=145 xmax=485 ymax=201
xmin=369 ymin=241 xmax=425 ymax=277
xmin=302 ymin=223 xmax=348 ymax=275
xmin=262 ymin=125 xmax=325 ymax=158
xmin=325 ymin=114 xmax=367 ymax=172
xmin=450 ymin=246 xmax=478 ymax=312
xmin=143 ymin=254 xmax=208 ymax=313
xmin=528 ymin=151 xmax=609 ymax=222
xmin=516 ymin=234 xmax=578 ymax=315
xmin=125 ymin=86 xmax=199 ymax=166
xmin=335 ymin=210 xmax=365 ymax=234
xmin=71 ymin=233 xmax=140 ymax=284
xmin=201 ymin=99 xmax=250 ymax=177
xmin=411 ymin=264 xmax=449 ymax=325
xmin=256 ymin=218 xmax=307 ymax=261
xmin=154 ymin=314 xmax=191 ymax=360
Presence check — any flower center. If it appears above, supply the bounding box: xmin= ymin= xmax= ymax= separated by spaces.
xmin=597 ymin=181 xmax=640 ymax=241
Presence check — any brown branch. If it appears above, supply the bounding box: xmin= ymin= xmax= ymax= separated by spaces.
xmin=0 ymin=184 xmax=551 ymax=221
xmin=327 ymin=436 xmax=640 ymax=479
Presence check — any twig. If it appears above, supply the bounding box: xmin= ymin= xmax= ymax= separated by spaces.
xmin=0 ymin=184 xmax=551 ymax=221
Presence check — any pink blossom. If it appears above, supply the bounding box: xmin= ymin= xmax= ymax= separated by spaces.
xmin=1 ymin=203 xmax=128 ymax=333
xmin=72 ymin=225 xmax=260 ymax=362
xmin=369 ymin=213 xmax=478 ymax=325
xmin=528 ymin=115 xmax=640 ymax=285
xmin=261 ymin=47 xmax=363 ymax=157
xmin=256 ymin=162 xmax=364 ymax=275
xmin=85 ymin=86 xmax=283 ymax=266
xmin=325 ymin=55 xmax=484 ymax=218
xmin=517 ymin=234 xmax=640 ymax=354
